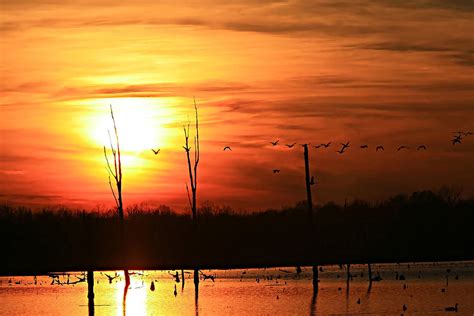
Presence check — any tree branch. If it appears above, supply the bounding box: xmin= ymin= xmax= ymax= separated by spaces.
xmin=110 ymin=104 xmax=122 ymax=183
xmin=104 ymin=146 xmax=117 ymax=180
xmin=185 ymin=182 xmax=192 ymax=210
xmin=108 ymin=175 xmax=119 ymax=209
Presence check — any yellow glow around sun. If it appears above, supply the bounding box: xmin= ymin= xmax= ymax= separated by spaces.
xmin=88 ymin=98 xmax=172 ymax=153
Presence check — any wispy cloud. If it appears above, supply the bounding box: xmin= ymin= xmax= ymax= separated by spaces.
xmin=1 ymin=0 xmax=473 ymax=209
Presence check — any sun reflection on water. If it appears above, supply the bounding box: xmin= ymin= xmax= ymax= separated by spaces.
xmin=115 ymin=277 xmax=148 ymax=316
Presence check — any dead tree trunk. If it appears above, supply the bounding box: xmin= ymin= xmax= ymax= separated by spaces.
xmin=184 ymin=98 xmax=200 ymax=301
xmin=303 ymin=144 xmax=313 ymax=219
xmin=302 ymin=144 xmax=318 ymax=292
xmin=368 ymin=263 xmax=372 ymax=291
xmin=181 ymin=269 xmax=185 ymax=291
xmin=87 ymin=270 xmax=94 ymax=315
xmin=312 ymin=265 xmax=319 ymax=290
xmin=104 ymin=104 xmax=130 ymax=303
xmin=346 ymin=263 xmax=351 ymax=291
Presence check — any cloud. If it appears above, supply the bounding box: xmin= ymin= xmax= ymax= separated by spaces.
xmin=0 ymin=193 xmax=62 ymax=201
xmin=447 ymin=51 xmax=474 ymax=66
xmin=350 ymin=42 xmax=452 ymax=52
xmin=0 ymin=169 xmax=26 ymax=175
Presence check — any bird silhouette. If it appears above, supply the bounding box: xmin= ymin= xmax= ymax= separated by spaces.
xmin=403 ymin=304 xmax=407 ymax=312
xmin=357 ymin=298 xmax=361 ymax=304
xmin=286 ymin=143 xmax=296 ymax=148
xmin=150 ymin=281 xmax=155 ymax=291
xmin=151 ymin=148 xmax=160 ymax=155
xmin=314 ymin=142 xmax=331 ymax=149
xmin=417 ymin=145 xmax=427 ymax=150
xmin=223 ymin=146 xmax=232 ymax=151
xmin=270 ymin=140 xmax=279 ymax=146
xmin=444 ymin=303 xmax=458 ymax=312
xmin=273 ymin=169 xmax=280 ymax=174
xmin=337 ymin=142 xmax=350 ymax=154
xmin=397 ymin=146 xmax=409 ymax=151
xmin=310 ymin=176 xmax=316 ymax=185
xmin=340 ymin=142 xmax=350 ymax=149
xmin=376 ymin=145 xmax=384 ymax=151
xmin=371 ymin=275 xmax=382 ymax=281
xmin=169 ymin=271 xmax=180 ymax=283
xmin=360 ymin=144 xmax=368 ymax=149
xmin=452 ymin=138 xmax=461 ymax=145
xmin=174 ymin=284 xmax=177 ymax=297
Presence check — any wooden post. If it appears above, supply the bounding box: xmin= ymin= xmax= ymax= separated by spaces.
xmin=303 ymin=144 xmax=318 ymax=292
xmin=87 ymin=270 xmax=94 ymax=315
xmin=181 ymin=269 xmax=185 ymax=291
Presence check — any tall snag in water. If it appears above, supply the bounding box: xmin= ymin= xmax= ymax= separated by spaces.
xmin=302 ymin=144 xmax=318 ymax=292
xmin=183 ymin=98 xmax=200 ymax=300
xmin=103 ymin=104 xmax=131 ymax=303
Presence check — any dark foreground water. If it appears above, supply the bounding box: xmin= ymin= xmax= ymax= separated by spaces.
xmin=1 ymin=261 xmax=473 ymax=315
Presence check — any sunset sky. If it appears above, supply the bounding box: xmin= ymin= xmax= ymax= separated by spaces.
xmin=1 ymin=0 xmax=473 ymax=211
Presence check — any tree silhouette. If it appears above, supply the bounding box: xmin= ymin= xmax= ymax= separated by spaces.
xmin=183 ymin=98 xmax=200 ymax=300
xmin=103 ymin=104 xmax=131 ymax=303
xmin=302 ymin=144 xmax=319 ymax=292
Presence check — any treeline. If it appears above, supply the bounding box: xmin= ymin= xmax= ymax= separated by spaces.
xmin=1 ymin=188 xmax=473 ymax=275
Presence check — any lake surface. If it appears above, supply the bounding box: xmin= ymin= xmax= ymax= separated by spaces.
xmin=1 ymin=261 xmax=473 ymax=315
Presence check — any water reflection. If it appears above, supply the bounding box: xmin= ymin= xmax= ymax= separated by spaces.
xmin=116 ymin=277 xmax=147 ymax=316
xmin=195 ymin=293 xmax=199 ymax=316
xmin=309 ymin=291 xmax=317 ymax=316
xmin=1 ymin=263 xmax=474 ymax=315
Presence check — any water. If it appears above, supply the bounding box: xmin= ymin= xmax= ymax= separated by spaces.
xmin=1 ymin=262 xmax=473 ymax=315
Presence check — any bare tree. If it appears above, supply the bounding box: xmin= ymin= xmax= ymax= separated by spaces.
xmin=183 ymin=98 xmax=200 ymax=299
xmin=302 ymin=144 xmax=319 ymax=293
xmin=103 ymin=104 xmax=131 ymax=303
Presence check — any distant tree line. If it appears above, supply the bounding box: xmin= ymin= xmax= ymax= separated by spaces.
xmin=1 ymin=187 xmax=473 ymax=275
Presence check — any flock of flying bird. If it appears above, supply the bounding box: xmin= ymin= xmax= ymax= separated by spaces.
xmin=260 ymin=131 xmax=472 ymax=155
xmin=149 ymin=131 xmax=472 ymax=175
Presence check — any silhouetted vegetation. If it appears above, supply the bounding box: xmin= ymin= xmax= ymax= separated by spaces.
xmin=1 ymin=188 xmax=473 ymax=275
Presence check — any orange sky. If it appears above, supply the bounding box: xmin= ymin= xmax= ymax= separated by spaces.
xmin=1 ymin=0 xmax=473 ymax=211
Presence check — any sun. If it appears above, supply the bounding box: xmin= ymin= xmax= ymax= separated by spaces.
xmin=89 ymin=98 xmax=169 ymax=153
